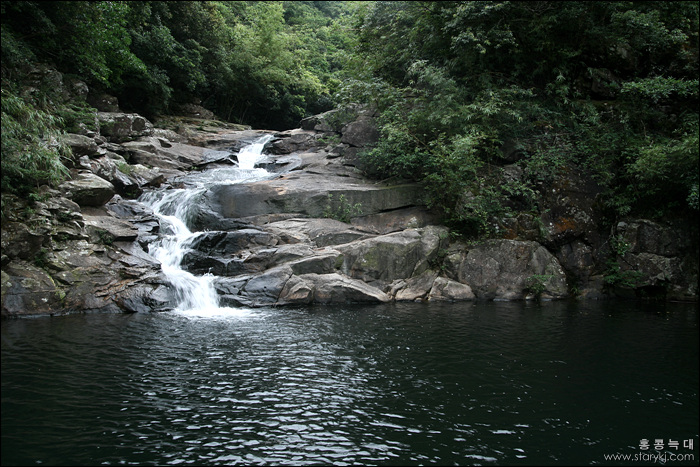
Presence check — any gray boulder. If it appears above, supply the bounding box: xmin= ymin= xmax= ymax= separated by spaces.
xmin=97 ymin=112 xmax=154 ymax=142
xmin=277 ymin=273 xmax=390 ymax=305
xmin=64 ymin=133 xmax=102 ymax=157
xmin=59 ymin=171 xmax=115 ymax=207
xmin=448 ymin=239 xmax=569 ymax=300
xmin=336 ymin=226 xmax=448 ymax=287
xmin=239 ymin=265 xmax=294 ymax=306
xmin=340 ymin=115 xmax=380 ymax=148
xmin=428 ymin=277 xmax=476 ymax=301
xmin=612 ymin=219 xmax=699 ymax=300
xmin=270 ymin=129 xmax=321 ymax=154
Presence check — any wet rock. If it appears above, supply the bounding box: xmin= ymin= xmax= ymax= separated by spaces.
xmin=239 ymin=266 xmax=293 ymax=306
xmin=117 ymin=285 xmax=174 ymax=313
xmin=189 ymin=229 xmax=278 ymax=256
xmin=1 ymin=261 xmax=63 ymax=317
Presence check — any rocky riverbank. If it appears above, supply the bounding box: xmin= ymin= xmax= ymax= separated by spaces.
xmin=2 ymin=100 xmax=698 ymax=317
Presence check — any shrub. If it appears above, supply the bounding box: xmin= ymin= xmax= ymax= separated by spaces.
xmin=1 ymin=88 xmax=70 ymax=195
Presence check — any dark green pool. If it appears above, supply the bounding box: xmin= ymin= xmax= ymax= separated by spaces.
xmin=2 ymin=300 xmax=698 ymax=466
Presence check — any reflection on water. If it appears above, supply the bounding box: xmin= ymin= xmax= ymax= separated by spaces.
xmin=2 ymin=300 xmax=698 ymax=466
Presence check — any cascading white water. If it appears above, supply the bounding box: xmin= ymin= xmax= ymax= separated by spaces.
xmin=139 ymin=135 xmax=274 ymax=313
xmin=237 ymin=137 xmax=271 ymax=170
xmin=140 ymin=187 xmax=218 ymax=312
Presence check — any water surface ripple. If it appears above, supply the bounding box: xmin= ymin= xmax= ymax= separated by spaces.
xmin=2 ymin=301 xmax=698 ymax=466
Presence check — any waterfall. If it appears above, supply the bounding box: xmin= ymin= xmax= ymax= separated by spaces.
xmin=237 ymin=136 xmax=272 ymax=170
xmin=139 ymin=135 xmax=274 ymax=313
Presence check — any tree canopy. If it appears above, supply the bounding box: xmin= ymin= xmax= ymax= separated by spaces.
xmin=1 ymin=1 xmax=358 ymax=196
xmin=1 ymin=1 xmax=358 ymax=129
xmin=1 ymin=1 xmax=697 ymax=232
xmin=344 ymin=1 xmax=698 ymax=232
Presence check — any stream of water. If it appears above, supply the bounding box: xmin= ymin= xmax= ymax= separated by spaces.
xmin=137 ymin=135 xmax=274 ymax=313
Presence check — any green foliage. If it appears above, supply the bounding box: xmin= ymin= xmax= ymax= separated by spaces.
xmin=625 ymin=117 xmax=699 ymax=214
xmin=2 ymin=1 xmax=359 ymax=129
xmin=323 ymin=193 xmax=363 ymax=223
xmin=525 ymin=275 xmax=554 ymax=297
xmin=348 ymin=0 xmax=699 ymax=235
xmin=1 ymin=88 xmax=70 ymax=195
xmin=604 ymin=261 xmax=644 ymax=289
xmin=1 ymin=1 xmax=145 ymax=87
xmin=610 ymin=235 xmax=632 ymax=257
xmin=33 ymin=248 xmax=50 ymax=268
xmin=621 ymin=77 xmax=699 ymax=104
xmin=55 ymin=102 xmax=99 ymax=134
xmin=2 ymin=0 xmax=698 ymax=231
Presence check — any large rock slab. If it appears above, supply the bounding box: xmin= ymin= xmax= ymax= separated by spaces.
xmin=205 ymin=175 xmax=424 ymax=219
xmin=446 ymin=239 xmax=568 ymax=300
xmin=83 ymin=212 xmax=139 ymax=243
xmin=263 ymin=218 xmax=368 ymax=246
xmin=351 ymin=206 xmax=440 ymax=235
xmin=121 ymin=137 xmax=210 ymax=171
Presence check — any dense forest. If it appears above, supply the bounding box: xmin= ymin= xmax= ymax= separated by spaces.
xmin=2 ymin=0 xmax=698 ymax=238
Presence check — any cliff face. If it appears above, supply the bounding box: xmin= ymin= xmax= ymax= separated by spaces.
xmin=1 ymin=72 xmax=697 ymax=318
